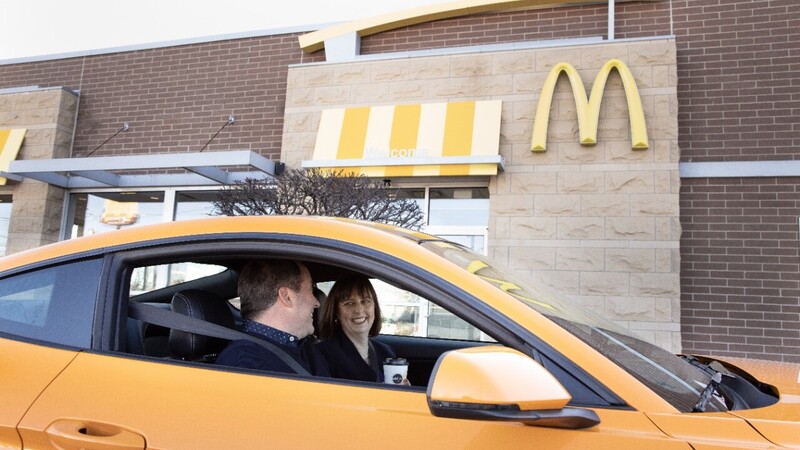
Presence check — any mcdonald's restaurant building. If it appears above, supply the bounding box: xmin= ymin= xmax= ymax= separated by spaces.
xmin=1 ymin=0 xmax=799 ymax=362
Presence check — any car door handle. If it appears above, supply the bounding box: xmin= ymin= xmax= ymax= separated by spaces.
xmin=45 ymin=419 xmax=145 ymax=450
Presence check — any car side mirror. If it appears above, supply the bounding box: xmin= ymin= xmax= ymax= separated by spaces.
xmin=426 ymin=346 xmax=600 ymax=429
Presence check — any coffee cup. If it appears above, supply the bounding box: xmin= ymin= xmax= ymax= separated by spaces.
xmin=383 ymin=358 xmax=408 ymax=385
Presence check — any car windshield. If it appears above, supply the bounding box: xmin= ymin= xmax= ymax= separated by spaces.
xmin=421 ymin=240 xmax=725 ymax=413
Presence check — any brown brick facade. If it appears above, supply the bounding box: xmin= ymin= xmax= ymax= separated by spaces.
xmin=0 ymin=34 xmax=323 ymax=160
xmin=677 ymin=0 xmax=800 ymax=362
xmin=674 ymin=0 xmax=800 ymax=162
xmin=681 ymin=178 xmax=800 ymax=362
xmin=360 ymin=3 xmax=672 ymax=54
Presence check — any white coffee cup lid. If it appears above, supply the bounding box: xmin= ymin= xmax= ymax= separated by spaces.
xmin=383 ymin=357 xmax=407 ymax=365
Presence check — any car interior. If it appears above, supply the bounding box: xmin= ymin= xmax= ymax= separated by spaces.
xmin=116 ymin=245 xmax=646 ymax=411
xmin=124 ymin=258 xmax=491 ymax=387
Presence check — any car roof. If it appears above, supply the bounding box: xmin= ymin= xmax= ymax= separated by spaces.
xmin=0 ymin=216 xmax=437 ymax=273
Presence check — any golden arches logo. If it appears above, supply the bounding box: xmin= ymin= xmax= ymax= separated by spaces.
xmin=531 ymin=58 xmax=649 ymax=152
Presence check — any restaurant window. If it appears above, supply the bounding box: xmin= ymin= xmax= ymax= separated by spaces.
xmin=395 ymin=187 xmax=489 ymax=229
xmin=66 ymin=191 xmax=165 ymax=239
xmin=64 ymin=188 xmax=224 ymax=239
xmin=395 ymin=188 xmax=426 ymax=215
xmin=428 ymin=188 xmax=489 ymax=226
xmin=174 ymin=191 xmax=219 ymax=221
xmin=395 ymin=186 xmax=489 ymax=254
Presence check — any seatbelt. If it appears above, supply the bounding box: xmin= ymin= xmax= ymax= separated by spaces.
xmin=128 ymin=302 xmax=311 ymax=376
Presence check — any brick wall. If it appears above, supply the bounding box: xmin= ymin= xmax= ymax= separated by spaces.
xmin=674 ymin=0 xmax=800 ymax=361
xmin=360 ymin=3 xmax=672 ymax=54
xmin=681 ymin=178 xmax=800 ymax=363
xmin=0 ymin=34 xmax=323 ymax=160
xmin=674 ymin=0 xmax=800 ymax=161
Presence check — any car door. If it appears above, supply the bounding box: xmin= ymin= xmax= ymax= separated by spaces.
xmin=0 ymin=257 xmax=103 ymax=449
xmin=17 ymin=351 xmax=699 ymax=449
xmin=0 ymin=339 xmax=77 ymax=449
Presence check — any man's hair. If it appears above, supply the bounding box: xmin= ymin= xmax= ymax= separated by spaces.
xmin=238 ymin=259 xmax=304 ymax=320
xmin=317 ymin=274 xmax=382 ymax=339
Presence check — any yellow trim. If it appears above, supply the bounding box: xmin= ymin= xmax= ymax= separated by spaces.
xmin=337 ymin=107 xmax=371 ymax=159
xmin=389 ymin=104 xmax=421 ymax=151
xmin=442 ymin=101 xmax=476 ymax=176
xmin=387 ymin=104 xmax=420 ymax=177
xmin=0 ymin=128 xmax=26 ymax=185
xmin=531 ymin=58 xmax=649 ymax=151
xmin=299 ymin=0 xmax=658 ymax=53
xmin=442 ymin=101 xmax=475 ymax=159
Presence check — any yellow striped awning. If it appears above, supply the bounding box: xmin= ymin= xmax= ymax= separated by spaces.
xmin=303 ymin=100 xmax=503 ymax=177
xmin=0 ymin=129 xmax=26 ymax=185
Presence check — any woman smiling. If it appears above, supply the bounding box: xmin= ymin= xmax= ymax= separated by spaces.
xmin=316 ymin=275 xmax=401 ymax=383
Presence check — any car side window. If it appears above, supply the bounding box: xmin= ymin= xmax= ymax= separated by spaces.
xmin=319 ymin=278 xmax=495 ymax=342
xmin=372 ymin=279 xmax=495 ymax=342
xmin=130 ymin=262 xmax=226 ymax=295
xmin=0 ymin=258 xmax=102 ymax=348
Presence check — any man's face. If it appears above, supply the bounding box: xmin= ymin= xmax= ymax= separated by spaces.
xmin=289 ymin=264 xmax=319 ymax=338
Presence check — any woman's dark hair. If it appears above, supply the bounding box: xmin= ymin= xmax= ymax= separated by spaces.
xmin=317 ymin=274 xmax=382 ymax=339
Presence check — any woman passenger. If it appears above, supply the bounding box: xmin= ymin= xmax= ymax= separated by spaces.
xmin=316 ymin=275 xmax=400 ymax=383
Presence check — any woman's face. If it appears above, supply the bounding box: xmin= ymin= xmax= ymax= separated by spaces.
xmin=337 ymin=289 xmax=375 ymax=339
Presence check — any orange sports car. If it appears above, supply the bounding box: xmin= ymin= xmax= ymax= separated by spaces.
xmin=0 ymin=216 xmax=797 ymax=449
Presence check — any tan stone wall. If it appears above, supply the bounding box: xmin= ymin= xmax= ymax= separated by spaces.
xmin=0 ymin=88 xmax=78 ymax=253
xmin=283 ymin=38 xmax=681 ymax=351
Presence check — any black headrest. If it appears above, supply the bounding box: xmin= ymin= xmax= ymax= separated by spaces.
xmin=169 ymin=289 xmax=235 ymax=361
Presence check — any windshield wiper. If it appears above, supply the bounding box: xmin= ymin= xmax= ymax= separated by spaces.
xmin=681 ymin=355 xmax=728 ymax=412
xmin=692 ymin=371 xmax=722 ymax=412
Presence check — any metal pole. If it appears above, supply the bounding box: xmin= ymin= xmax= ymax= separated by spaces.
xmin=608 ymin=0 xmax=615 ymax=40
xmin=669 ymin=0 xmax=674 ymax=36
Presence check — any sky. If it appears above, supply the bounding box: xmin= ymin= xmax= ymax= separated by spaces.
xmin=0 ymin=0 xmax=446 ymax=61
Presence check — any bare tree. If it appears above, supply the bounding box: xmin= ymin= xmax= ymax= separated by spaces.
xmin=213 ymin=168 xmax=425 ymax=230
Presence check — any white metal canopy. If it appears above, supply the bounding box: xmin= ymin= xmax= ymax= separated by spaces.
xmin=2 ymin=150 xmax=277 ymax=189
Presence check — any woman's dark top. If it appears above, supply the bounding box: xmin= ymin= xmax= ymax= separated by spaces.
xmin=316 ymin=329 xmax=396 ymax=382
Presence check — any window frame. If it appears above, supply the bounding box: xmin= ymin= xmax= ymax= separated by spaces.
xmin=99 ymin=233 xmax=625 ymax=408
